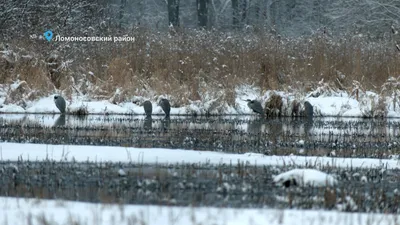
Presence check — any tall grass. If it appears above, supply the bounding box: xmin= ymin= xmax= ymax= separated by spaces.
xmin=2 ymin=29 xmax=400 ymax=106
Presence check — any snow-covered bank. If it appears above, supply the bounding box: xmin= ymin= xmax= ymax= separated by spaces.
xmin=0 ymin=143 xmax=398 ymax=169
xmin=1 ymin=84 xmax=400 ymax=117
xmin=0 ymin=197 xmax=398 ymax=225
xmin=273 ymin=169 xmax=338 ymax=187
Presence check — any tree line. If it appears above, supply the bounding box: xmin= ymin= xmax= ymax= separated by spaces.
xmin=1 ymin=0 xmax=400 ymax=39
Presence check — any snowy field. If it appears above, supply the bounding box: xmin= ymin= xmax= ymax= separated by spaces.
xmin=0 ymin=197 xmax=398 ymax=225
xmin=1 ymin=84 xmax=400 ymax=117
xmin=0 ymin=142 xmax=399 ymax=169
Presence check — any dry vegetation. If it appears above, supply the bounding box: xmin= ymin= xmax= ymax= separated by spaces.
xmin=2 ymin=29 xmax=400 ymax=107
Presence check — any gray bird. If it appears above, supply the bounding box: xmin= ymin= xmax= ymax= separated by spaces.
xmin=246 ymin=99 xmax=263 ymax=114
xmin=54 ymin=95 xmax=66 ymax=114
xmin=158 ymin=98 xmax=171 ymax=117
xmin=143 ymin=100 xmax=152 ymax=117
xmin=304 ymin=101 xmax=313 ymax=118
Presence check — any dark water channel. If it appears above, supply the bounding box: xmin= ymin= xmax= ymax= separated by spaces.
xmin=1 ymin=160 xmax=400 ymax=212
xmin=1 ymin=114 xmax=400 ymax=212
xmin=1 ymin=114 xmax=400 ymax=158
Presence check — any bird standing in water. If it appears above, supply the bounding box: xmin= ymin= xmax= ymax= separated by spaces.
xmin=304 ymin=101 xmax=313 ymax=119
xmin=54 ymin=95 xmax=66 ymax=114
xmin=143 ymin=100 xmax=152 ymax=118
xmin=158 ymin=98 xmax=171 ymax=118
xmin=246 ymin=99 xmax=263 ymax=115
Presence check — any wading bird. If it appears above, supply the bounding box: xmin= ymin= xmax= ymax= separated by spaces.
xmin=246 ymin=99 xmax=263 ymax=114
xmin=304 ymin=101 xmax=313 ymax=118
xmin=143 ymin=100 xmax=152 ymax=117
xmin=158 ymin=98 xmax=171 ymax=117
xmin=54 ymin=95 xmax=66 ymax=114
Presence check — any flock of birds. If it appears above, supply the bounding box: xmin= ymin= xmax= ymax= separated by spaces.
xmin=54 ymin=95 xmax=313 ymax=118
xmin=246 ymin=98 xmax=313 ymax=118
xmin=143 ymin=98 xmax=171 ymax=118
xmin=53 ymin=95 xmax=171 ymax=117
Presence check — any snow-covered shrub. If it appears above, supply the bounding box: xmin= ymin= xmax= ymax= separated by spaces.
xmin=273 ymin=169 xmax=338 ymax=188
xmin=307 ymin=79 xmax=339 ymax=98
xmin=381 ymin=76 xmax=400 ymax=112
xmin=265 ymin=93 xmax=283 ymax=117
xmin=70 ymin=104 xmax=88 ymax=116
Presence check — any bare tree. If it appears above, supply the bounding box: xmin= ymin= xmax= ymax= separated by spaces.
xmin=119 ymin=0 xmax=127 ymax=29
xmin=240 ymin=0 xmax=247 ymax=23
xmin=197 ymin=0 xmax=209 ymax=27
xmin=326 ymin=0 xmax=400 ymax=36
xmin=232 ymin=0 xmax=239 ymax=27
xmin=2 ymin=0 xmax=400 ymax=39
xmin=168 ymin=0 xmax=180 ymax=27
xmin=231 ymin=0 xmax=249 ymax=28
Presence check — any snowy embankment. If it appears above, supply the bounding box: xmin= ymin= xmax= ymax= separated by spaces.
xmin=273 ymin=169 xmax=338 ymax=187
xmin=0 ymin=143 xmax=398 ymax=169
xmin=1 ymin=83 xmax=400 ymax=117
xmin=0 ymin=197 xmax=398 ymax=225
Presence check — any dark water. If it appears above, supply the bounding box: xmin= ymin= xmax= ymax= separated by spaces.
xmin=1 ymin=114 xmax=400 ymax=158
xmin=1 ymin=114 xmax=400 ymax=212
xmin=1 ymin=160 xmax=399 ymax=212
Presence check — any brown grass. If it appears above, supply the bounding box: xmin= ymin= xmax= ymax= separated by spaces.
xmin=265 ymin=93 xmax=284 ymax=117
xmin=2 ymin=30 xmax=400 ymax=106
xmin=70 ymin=105 xmax=89 ymax=116
xmin=324 ymin=187 xmax=337 ymax=209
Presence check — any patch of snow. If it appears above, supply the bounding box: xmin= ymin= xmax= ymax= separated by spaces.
xmin=0 ymin=197 xmax=398 ymax=225
xmin=186 ymin=101 xmax=203 ymax=115
xmin=273 ymin=169 xmax=338 ymax=187
xmin=168 ymin=106 xmax=186 ymax=115
xmin=9 ymin=80 xmax=26 ymax=91
xmin=0 ymin=104 xmax=25 ymax=113
xmin=25 ymin=95 xmax=62 ymax=113
xmin=337 ymin=196 xmax=358 ymax=212
xmin=307 ymin=96 xmax=360 ymax=117
xmin=118 ymin=168 xmax=126 ymax=177
xmin=69 ymin=100 xmax=130 ymax=115
xmin=297 ymin=139 xmax=305 ymax=147
xmin=0 ymin=143 xmax=399 ymax=170
xmin=117 ymin=102 xmax=142 ymax=114
xmin=360 ymin=175 xmax=368 ymax=183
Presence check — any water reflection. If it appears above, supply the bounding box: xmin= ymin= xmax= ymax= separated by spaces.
xmin=304 ymin=117 xmax=313 ymax=138
xmin=247 ymin=119 xmax=262 ymax=134
xmin=54 ymin=114 xmax=66 ymax=127
xmin=144 ymin=116 xmax=152 ymax=130
xmin=0 ymin=114 xmax=400 ymax=154
xmin=161 ymin=117 xmax=170 ymax=130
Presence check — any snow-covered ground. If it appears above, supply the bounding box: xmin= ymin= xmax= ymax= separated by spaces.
xmin=273 ymin=169 xmax=338 ymax=187
xmin=1 ymin=84 xmax=400 ymax=117
xmin=0 ymin=142 xmax=398 ymax=169
xmin=0 ymin=197 xmax=398 ymax=225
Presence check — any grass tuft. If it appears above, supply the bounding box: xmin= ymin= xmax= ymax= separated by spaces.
xmin=70 ymin=105 xmax=89 ymax=116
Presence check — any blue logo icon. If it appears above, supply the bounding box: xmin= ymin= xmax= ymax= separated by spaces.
xmin=44 ymin=30 xmax=53 ymax=42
